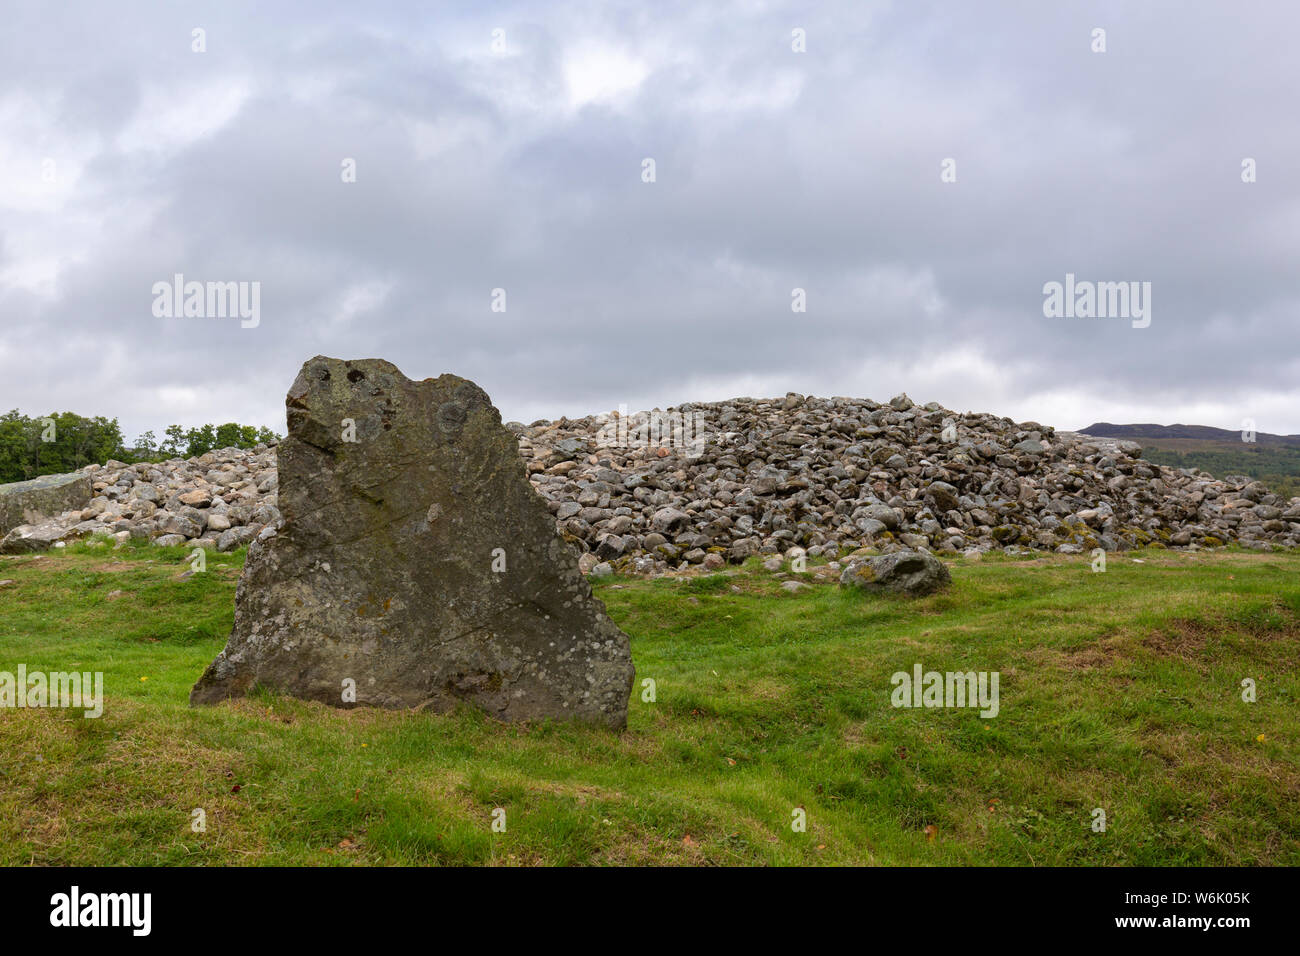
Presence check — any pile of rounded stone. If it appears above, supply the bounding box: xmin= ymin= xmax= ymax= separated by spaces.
xmin=515 ymin=392 xmax=1300 ymax=575
xmin=5 ymin=392 xmax=1298 ymax=573
xmin=1 ymin=445 xmax=280 ymax=554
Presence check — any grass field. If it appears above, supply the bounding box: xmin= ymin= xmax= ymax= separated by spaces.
xmin=1 ymin=539 xmax=1297 ymax=866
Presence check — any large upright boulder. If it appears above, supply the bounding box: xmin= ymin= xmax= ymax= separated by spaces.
xmin=190 ymin=356 xmax=634 ymax=729
xmin=0 ymin=472 xmax=92 ymax=537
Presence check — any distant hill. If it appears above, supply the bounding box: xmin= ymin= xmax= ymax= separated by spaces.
xmin=1079 ymin=423 xmax=1300 ymax=499
xmin=1080 ymin=422 xmax=1300 ymax=448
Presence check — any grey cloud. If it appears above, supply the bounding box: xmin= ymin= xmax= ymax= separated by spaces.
xmin=1 ymin=0 xmax=1297 ymax=441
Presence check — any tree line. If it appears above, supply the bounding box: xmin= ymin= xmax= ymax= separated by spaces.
xmin=0 ymin=410 xmax=280 ymax=484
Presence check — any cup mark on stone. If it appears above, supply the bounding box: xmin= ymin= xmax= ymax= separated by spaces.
xmin=437 ymin=401 xmax=467 ymax=435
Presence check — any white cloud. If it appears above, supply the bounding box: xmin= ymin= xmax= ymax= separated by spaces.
xmin=563 ymin=42 xmax=649 ymax=111
xmin=2 ymin=0 xmax=1300 ymax=440
xmin=114 ymin=78 xmax=252 ymax=155
xmin=329 ymin=279 xmax=394 ymax=329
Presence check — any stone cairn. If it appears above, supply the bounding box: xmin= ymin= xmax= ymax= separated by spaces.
xmin=4 ymin=391 xmax=1298 ymax=569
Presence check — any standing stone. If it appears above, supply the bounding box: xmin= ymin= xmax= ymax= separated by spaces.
xmin=190 ymin=356 xmax=635 ymax=729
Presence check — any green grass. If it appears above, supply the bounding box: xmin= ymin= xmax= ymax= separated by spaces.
xmin=1 ymin=537 xmax=1297 ymax=866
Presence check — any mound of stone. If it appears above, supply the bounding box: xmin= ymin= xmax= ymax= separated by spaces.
xmin=8 ymin=390 xmax=1299 ymax=573
xmin=0 ymin=446 xmax=280 ymax=554
xmin=190 ymin=356 xmax=635 ymax=729
xmin=518 ymin=396 xmax=1300 ymax=571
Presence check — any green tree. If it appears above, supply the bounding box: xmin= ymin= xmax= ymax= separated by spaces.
xmin=1 ymin=412 xmax=280 ymax=477
xmin=213 ymin=422 xmax=257 ymax=450
xmin=161 ymin=425 xmax=186 ymax=458
xmin=0 ymin=411 xmax=124 ymax=482
xmin=0 ymin=410 xmax=32 ymax=482
xmin=184 ymin=424 xmax=218 ymax=457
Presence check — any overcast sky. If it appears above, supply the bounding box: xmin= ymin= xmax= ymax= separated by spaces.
xmin=2 ymin=0 xmax=1297 ymax=442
